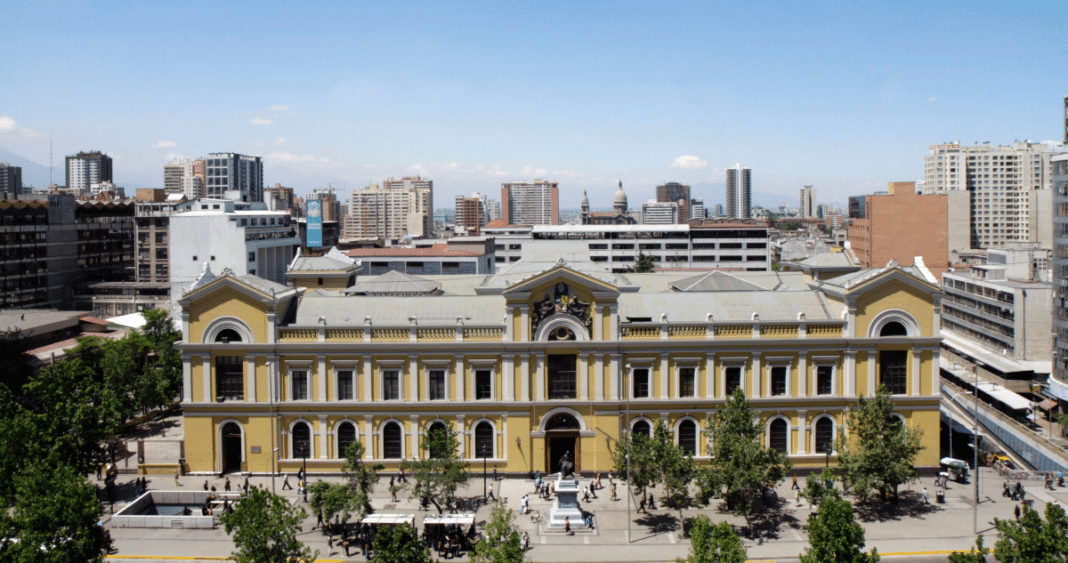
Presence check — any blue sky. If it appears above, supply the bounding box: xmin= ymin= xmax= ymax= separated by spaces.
xmin=1 ymin=0 xmax=1066 ymax=207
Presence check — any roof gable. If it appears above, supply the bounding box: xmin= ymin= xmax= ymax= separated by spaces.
xmin=178 ymin=272 xmax=296 ymax=306
xmin=502 ymin=261 xmax=621 ymax=298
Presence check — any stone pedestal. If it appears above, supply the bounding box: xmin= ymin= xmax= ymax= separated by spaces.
xmin=548 ymin=477 xmax=587 ymax=529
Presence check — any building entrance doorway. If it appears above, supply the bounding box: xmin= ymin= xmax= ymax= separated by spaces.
xmin=221 ymin=422 xmax=243 ymax=474
xmin=544 ymin=412 xmax=580 ymax=475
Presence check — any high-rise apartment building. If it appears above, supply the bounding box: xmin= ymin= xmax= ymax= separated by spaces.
xmin=164 ymin=162 xmax=182 ymax=194
xmin=923 ymin=141 xmax=1059 ymax=249
xmin=726 ymin=164 xmax=751 ymax=219
xmin=1063 ymin=91 xmax=1068 ymax=144
xmin=0 ymin=163 xmax=22 ymax=197
xmin=800 ymin=185 xmax=816 ymax=218
xmin=164 ymin=159 xmax=205 ymax=199
xmin=501 ymin=180 xmax=559 ymax=226
xmin=641 ymin=201 xmax=679 ymax=225
xmin=1051 ymin=153 xmax=1068 ymax=407
xmin=204 ymin=153 xmax=263 ymax=203
xmin=306 ymin=187 xmax=342 ymax=222
xmin=655 ymin=182 xmax=691 ymax=223
xmin=264 ymin=184 xmax=296 ymax=215
xmin=345 ymin=177 xmax=434 ymax=240
xmin=454 ymin=192 xmax=499 ymax=235
xmin=66 ymin=151 xmax=113 ymax=195
xmin=847 ymin=182 xmax=953 ymax=278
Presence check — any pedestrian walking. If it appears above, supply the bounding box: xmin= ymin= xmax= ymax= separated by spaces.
xmin=589 ymin=481 xmax=598 ymax=498
xmin=203 ymin=480 xmax=209 ymax=491
xmin=584 ymin=514 xmax=594 ymax=529
xmin=791 ymin=474 xmax=800 ymax=490
xmin=564 ymin=516 xmax=573 ymax=536
xmin=921 ymin=487 xmax=929 ymax=504
xmin=398 ymin=468 xmax=407 ymax=483
xmin=487 ymin=483 xmax=496 ymax=501
xmin=595 ymin=472 xmax=602 ymax=490
xmin=1047 ymin=474 xmax=1054 ymax=490
xmin=582 ymin=487 xmax=590 ymax=502
xmin=610 ymin=483 xmax=618 ymax=501
xmin=493 ymin=466 xmax=499 ymax=481
xmin=795 ymin=489 xmax=801 ymax=506
xmin=637 ymin=496 xmax=647 ymax=513
xmin=243 ymin=477 xmax=249 ymax=493
xmin=648 ymin=493 xmax=656 ymax=510
xmin=283 ymin=473 xmax=293 ymax=490
xmin=174 ymin=468 xmax=179 ymax=487
xmin=1014 ymin=503 xmax=1022 ymax=520
xmin=225 ymin=478 xmax=231 ymax=492
xmin=520 ymin=494 xmax=529 ymax=515
xmin=391 ymin=484 xmax=398 ymax=503
xmin=316 ymin=509 xmax=324 ymax=530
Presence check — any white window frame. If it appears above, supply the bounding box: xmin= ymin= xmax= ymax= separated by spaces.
xmin=423 ymin=360 xmax=450 ymax=402
xmin=470 ymin=418 xmax=498 ymax=459
xmin=288 ymin=418 xmax=314 ymax=459
xmin=286 ymin=361 xmax=312 ymax=402
xmin=720 ymin=358 xmax=747 ymax=398
xmin=378 ymin=419 xmax=405 ymax=460
xmin=378 ymin=360 xmax=404 ymax=402
xmin=765 ymin=415 xmax=791 ymax=455
xmin=628 ymin=358 xmax=655 ymax=400
xmin=628 ymin=416 xmax=654 ymax=438
xmin=811 ymin=356 xmax=838 ymax=396
xmin=810 ymin=414 xmax=837 ymax=455
xmin=333 ymin=418 xmax=359 ymax=459
xmin=674 ymin=416 xmax=700 ymax=456
xmin=675 ymin=359 xmax=700 ymax=399
xmin=333 ymin=361 xmax=358 ymax=402
xmin=470 ymin=359 xmax=497 ymax=401
xmin=764 ymin=356 xmax=792 ymax=398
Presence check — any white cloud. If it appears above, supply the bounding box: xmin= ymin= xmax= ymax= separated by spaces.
xmin=672 ymin=155 xmax=708 ymax=170
xmin=273 ymin=137 xmax=287 ymax=147
xmin=267 ymin=151 xmax=320 ymax=163
xmin=164 ymin=152 xmax=188 ymax=162
xmin=270 ymin=105 xmax=297 ymax=116
xmin=928 ymin=96 xmax=937 ymax=102
xmin=0 ymin=115 xmax=46 ymax=138
xmin=250 ymin=116 xmax=274 ymax=126
xmin=152 ymin=140 xmax=177 ymax=149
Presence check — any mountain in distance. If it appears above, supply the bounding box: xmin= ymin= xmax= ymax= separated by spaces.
xmin=0 ymin=146 xmax=160 ymax=192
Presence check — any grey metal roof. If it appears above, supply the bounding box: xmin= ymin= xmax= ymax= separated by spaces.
xmin=344 ymin=270 xmax=441 ymax=295
xmin=236 ymin=275 xmax=291 ymax=296
xmin=797 ymin=252 xmax=856 ymax=268
xmin=288 ymin=256 xmax=356 ymax=273
xmin=294 ymin=295 xmax=503 ymax=326
xmin=618 ymin=290 xmax=837 ymax=323
xmin=670 ymin=271 xmax=770 ymax=292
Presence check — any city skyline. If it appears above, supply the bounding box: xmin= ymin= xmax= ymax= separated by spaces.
xmin=1 ymin=0 xmax=1066 ymax=208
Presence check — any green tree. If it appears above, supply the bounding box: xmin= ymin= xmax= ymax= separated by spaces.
xmin=949 ymin=535 xmax=990 ymax=563
xmin=370 ymin=523 xmax=433 ymax=563
xmin=800 ymin=470 xmax=835 ymax=508
xmin=765 ymin=214 xmax=779 ymax=230
xmin=470 ymin=501 xmax=525 ymax=563
xmin=100 ymin=335 xmax=140 ymax=427
xmin=626 ymin=252 xmax=656 ymax=273
xmin=991 ymin=502 xmax=1068 ymax=562
xmin=645 ymin=419 xmax=696 ymax=519
xmin=612 ymin=427 xmax=657 ymax=500
xmin=401 ymin=425 xmax=469 ymax=513
xmin=0 ymin=328 xmax=35 ymax=396
xmin=0 ymin=386 xmax=40 ymax=504
xmin=309 ymin=440 xmax=383 ymax=524
xmin=220 ymin=485 xmax=318 ymax=563
xmin=4 ymin=461 xmax=111 ymax=563
xmin=800 ymin=491 xmax=879 ymax=563
xmin=695 ymin=388 xmax=790 ymax=535
xmin=834 ymin=385 xmax=924 ymax=503
xmin=138 ymin=308 xmax=183 ymax=411
xmin=678 ymin=515 xmax=747 ymax=563
xmin=780 ymin=220 xmax=803 ymax=231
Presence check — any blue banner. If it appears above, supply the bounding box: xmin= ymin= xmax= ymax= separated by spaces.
xmin=307 ymin=200 xmax=323 ymax=247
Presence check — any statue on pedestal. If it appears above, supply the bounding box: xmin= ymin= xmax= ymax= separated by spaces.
xmin=558 ymin=451 xmax=574 ymax=479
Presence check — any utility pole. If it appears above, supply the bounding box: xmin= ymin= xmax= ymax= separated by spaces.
xmin=973 ymin=365 xmax=981 ymax=535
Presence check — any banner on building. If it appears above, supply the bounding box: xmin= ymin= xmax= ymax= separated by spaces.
xmin=307 ymin=201 xmax=323 ymax=248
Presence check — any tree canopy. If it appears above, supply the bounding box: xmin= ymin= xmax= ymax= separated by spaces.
xmin=834 ymin=385 xmax=924 ymax=502
xmin=401 ymin=425 xmax=469 ymax=513
xmin=613 ymin=419 xmax=695 ymax=512
xmin=310 ymin=440 xmax=383 ymax=524
xmin=470 ymin=501 xmax=525 ymax=563
xmin=678 ymin=515 xmax=747 ymax=563
xmin=626 ymin=252 xmax=656 ymax=273
xmin=370 ymin=523 xmax=433 ymax=563
xmin=991 ymin=502 xmax=1068 ymax=562
xmin=695 ymin=388 xmax=790 ymax=534
xmin=800 ymin=490 xmax=879 ymax=563
xmin=220 ymin=486 xmax=318 ymax=563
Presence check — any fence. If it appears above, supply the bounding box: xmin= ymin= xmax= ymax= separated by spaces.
xmin=111 ymin=439 xmax=184 ymax=473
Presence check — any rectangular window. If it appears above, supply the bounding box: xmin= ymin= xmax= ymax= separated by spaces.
xmin=879 ymin=350 xmax=908 ymax=394
xmin=678 ymin=367 xmax=696 ymax=397
xmin=428 ymin=369 xmax=446 ymax=401
xmin=475 ymin=369 xmax=493 ymax=400
xmin=291 ymin=370 xmax=308 ymax=401
xmin=248 ymin=252 xmax=255 ymax=262
xmin=816 ymin=365 xmax=833 ymax=395
xmin=633 ymin=368 xmax=650 ymax=398
xmin=216 ymin=356 xmax=243 ymax=400
xmin=770 ymin=366 xmax=787 ymax=396
xmin=547 ymin=355 xmax=577 ymax=399
xmin=337 ymin=370 xmax=354 ymax=400
xmin=725 ymin=366 xmax=742 ymax=396
xmin=382 ymin=370 xmax=400 ymax=400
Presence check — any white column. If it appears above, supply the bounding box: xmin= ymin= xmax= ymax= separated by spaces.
xmin=867 ymin=349 xmax=876 ymax=396
xmin=267 ymin=356 xmax=278 ymax=402
xmin=797 ymin=354 xmax=807 ymax=398
xmin=593 ymin=306 xmax=601 ymax=340
xmin=844 ymin=351 xmax=856 ymax=397
xmin=456 ymin=356 xmax=465 ymax=401
xmin=609 ymin=354 xmax=620 ymax=400
xmin=363 ymin=357 xmax=372 ymax=402
xmin=504 ymin=355 xmax=515 ymax=402
xmin=594 ymin=354 xmax=604 ymax=401
xmin=520 ymin=355 xmax=530 ymax=402
xmin=797 ymin=410 xmax=808 ymax=455
xmin=660 ymin=354 xmax=669 ymax=399
xmin=202 ymin=354 xmax=212 ymax=402
xmin=409 ymin=415 xmax=420 ymax=460
xmin=363 ymin=415 xmax=374 ymax=460
xmin=318 ymin=415 xmax=328 ymax=459
xmin=705 ymin=353 xmax=715 ymax=398
xmin=519 ymin=306 xmax=530 ymax=341
xmin=609 ymin=305 xmax=619 ymax=340
xmin=580 ymin=353 xmax=589 ymax=400
xmin=751 ymin=355 xmax=761 ymax=398
xmin=456 ymin=415 xmax=466 ymax=459
xmin=246 ymin=355 xmax=257 ymax=402
xmin=182 ymin=355 xmax=192 ymax=402
xmin=536 ymin=353 xmax=546 ymax=401
xmin=502 ymin=414 xmax=508 ymax=461
xmin=911 ymin=350 xmax=921 ymax=396
xmin=409 ymin=355 xmax=418 ymax=402
xmin=318 ymin=355 xmax=327 ymax=402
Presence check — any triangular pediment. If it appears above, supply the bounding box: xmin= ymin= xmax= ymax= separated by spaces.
xmin=820 ymin=266 xmax=940 ymax=298
xmin=178 ymin=274 xmax=297 ymax=307
xmin=503 ymin=264 xmax=621 ymax=299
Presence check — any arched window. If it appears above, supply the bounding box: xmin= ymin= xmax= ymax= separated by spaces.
xmin=292 ymin=421 xmax=312 ymax=459
xmin=769 ymin=419 xmax=788 ymax=454
xmin=382 ymin=422 xmax=403 ymax=459
xmin=814 ymin=417 xmax=834 ymax=454
xmin=631 ymin=420 xmax=651 ymax=438
xmin=545 ymin=412 xmax=579 ymax=431
xmin=215 ymin=328 xmax=243 ymax=343
xmin=678 ymin=420 xmax=697 ymax=456
xmin=427 ymin=422 xmax=447 ymax=459
xmin=474 ymin=422 xmax=494 ymax=458
xmin=337 ymin=422 xmax=357 ymax=459
xmin=547 ymin=326 xmax=576 ymax=341
xmin=880 ymin=321 xmax=908 ymax=337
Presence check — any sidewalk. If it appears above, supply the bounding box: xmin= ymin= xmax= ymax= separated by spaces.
xmin=102 ymin=467 xmax=1046 ymax=562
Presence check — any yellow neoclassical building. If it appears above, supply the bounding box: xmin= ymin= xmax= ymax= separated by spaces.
xmin=178 ymin=252 xmax=943 ymax=476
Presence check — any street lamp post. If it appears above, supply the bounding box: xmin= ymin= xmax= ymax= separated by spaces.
xmin=624 ymin=362 xmax=632 ymax=544
xmin=973 ymin=365 xmax=981 ymax=535
xmin=482 ymin=445 xmax=488 ymax=500
xmin=302 ymin=452 xmax=308 ymax=503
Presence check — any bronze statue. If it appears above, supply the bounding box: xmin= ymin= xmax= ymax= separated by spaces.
xmin=558 ymin=451 xmax=574 ymax=479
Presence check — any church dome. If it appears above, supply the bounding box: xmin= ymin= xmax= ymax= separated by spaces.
xmin=613 ymin=181 xmax=628 ymax=209
xmin=581 ymin=190 xmax=589 ymax=206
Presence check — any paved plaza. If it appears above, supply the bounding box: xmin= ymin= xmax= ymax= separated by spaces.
xmin=98 ymin=465 xmax=1061 ymax=562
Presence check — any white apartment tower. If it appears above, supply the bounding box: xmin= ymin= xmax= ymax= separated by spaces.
xmin=205 ymin=153 xmax=263 ymax=203
xmin=164 ymin=159 xmax=205 ymax=199
xmin=799 ymin=185 xmax=816 ymax=218
xmin=345 ymin=177 xmax=434 ymax=240
xmin=923 ymin=141 xmax=1060 ymax=249
xmin=66 ymin=151 xmax=113 ymax=195
xmin=725 ymin=164 xmax=751 ymax=219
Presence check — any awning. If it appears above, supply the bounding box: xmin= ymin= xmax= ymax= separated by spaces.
xmin=360 ymin=514 xmax=415 ymax=526
xmin=1037 ymin=398 xmax=1058 ymax=411
xmin=422 ymin=514 xmax=476 ymax=526
xmin=976 ymin=382 xmax=1032 ymax=411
